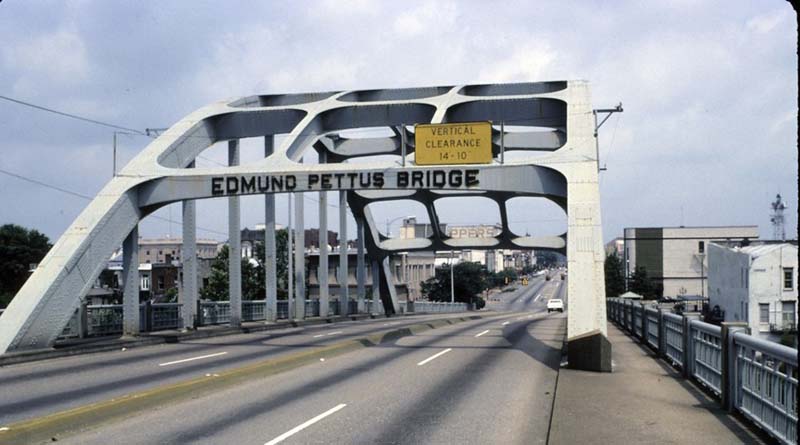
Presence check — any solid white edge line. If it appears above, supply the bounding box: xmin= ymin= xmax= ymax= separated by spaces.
xmin=417 ymin=348 xmax=452 ymax=366
xmin=264 ymin=403 xmax=347 ymax=445
xmin=158 ymin=351 xmax=228 ymax=367
xmin=475 ymin=330 xmax=490 ymax=337
xmin=325 ymin=331 xmax=342 ymax=336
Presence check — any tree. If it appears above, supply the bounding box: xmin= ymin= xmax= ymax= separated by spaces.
xmin=604 ymin=254 xmax=625 ymax=298
xmin=628 ymin=266 xmax=660 ymax=299
xmin=199 ymin=229 xmax=301 ymax=301
xmin=200 ymin=245 xmax=261 ymax=301
xmin=421 ymin=261 xmax=489 ymax=304
xmin=489 ymin=267 xmax=518 ymax=288
xmin=0 ymin=224 xmax=52 ymax=308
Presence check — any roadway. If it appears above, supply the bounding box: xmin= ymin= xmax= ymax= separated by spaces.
xmin=1 ymin=274 xmax=568 ymax=444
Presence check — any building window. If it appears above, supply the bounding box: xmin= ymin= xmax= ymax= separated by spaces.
xmin=782 ymin=301 xmax=796 ymax=326
xmin=783 ymin=268 xmax=793 ymax=290
xmin=141 ymin=275 xmax=150 ymax=291
xmin=698 ymin=241 xmax=705 ymax=254
xmin=145 ymin=250 xmax=150 ymax=255
xmin=158 ymin=276 xmax=164 ymax=291
xmin=759 ymin=303 xmax=769 ymax=324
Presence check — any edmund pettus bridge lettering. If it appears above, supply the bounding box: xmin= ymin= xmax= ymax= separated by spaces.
xmin=210 ymin=169 xmax=480 ymax=196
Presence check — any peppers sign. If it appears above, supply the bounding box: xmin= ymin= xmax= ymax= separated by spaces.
xmin=414 ymin=121 xmax=492 ymax=165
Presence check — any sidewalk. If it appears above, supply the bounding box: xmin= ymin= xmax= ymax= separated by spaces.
xmin=548 ymin=323 xmax=767 ymax=444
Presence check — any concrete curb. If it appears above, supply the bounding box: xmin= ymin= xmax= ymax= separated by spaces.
xmin=0 ymin=314 xmax=484 ymax=444
xmin=0 ymin=312 xmax=435 ymax=367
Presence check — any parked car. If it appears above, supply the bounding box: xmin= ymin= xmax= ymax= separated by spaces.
xmin=547 ymin=298 xmax=564 ymax=312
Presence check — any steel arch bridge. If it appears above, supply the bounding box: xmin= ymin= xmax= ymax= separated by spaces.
xmin=0 ymin=81 xmax=610 ymax=370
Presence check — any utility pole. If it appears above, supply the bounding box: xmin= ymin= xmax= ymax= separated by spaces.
xmin=450 ymin=250 xmax=455 ymax=303
xmin=593 ymin=103 xmax=623 ymax=172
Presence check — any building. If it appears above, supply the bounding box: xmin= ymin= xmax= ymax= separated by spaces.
xmin=708 ymin=242 xmax=797 ymax=344
xmin=139 ymin=237 xmax=219 ymax=264
xmin=240 ymin=224 xmax=337 ymax=259
xmin=623 ymin=226 xmax=759 ymax=299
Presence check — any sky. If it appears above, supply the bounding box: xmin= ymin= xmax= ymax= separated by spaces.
xmin=0 ymin=0 xmax=796 ymax=245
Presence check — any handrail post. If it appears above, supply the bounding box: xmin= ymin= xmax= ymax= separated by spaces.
xmin=78 ymin=300 xmax=88 ymax=339
xmin=145 ymin=300 xmax=153 ymax=332
xmin=196 ymin=300 xmax=204 ymax=327
xmin=721 ymin=322 xmax=749 ymax=412
xmin=681 ymin=313 xmax=701 ymax=378
xmin=641 ymin=303 xmax=648 ymax=342
xmin=657 ymin=307 xmax=665 ymax=358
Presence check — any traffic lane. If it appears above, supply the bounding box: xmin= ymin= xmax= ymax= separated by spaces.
xmin=0 ymin=312 xmax=484 ymax=425
xmin=497 ymin=277 xmax=546 ymax=311
xmin=54 ymin=315 xmax=510 ymax=444
xmin=58 ymin=314 xmax=565 ymax=444
xmin=0 ymin=310 xmax=463 ymax=385
xmin=488 ymin=276 xmax=540 ymax=308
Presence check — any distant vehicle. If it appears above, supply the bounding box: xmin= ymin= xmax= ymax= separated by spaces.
xmin=545 ymin=274 xmax=552 ymax=281
xmin=560 ymin=273 xmax=566 ymax=280
xmin=547 ymin=299 xmax=564 ymax=312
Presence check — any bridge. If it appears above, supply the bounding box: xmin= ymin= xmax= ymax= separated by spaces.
xmin=0 ymin=82 xmax=795 ymax=444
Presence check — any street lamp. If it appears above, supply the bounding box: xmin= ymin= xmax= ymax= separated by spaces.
xmin=385 ymin=215 xmax=416 ymax=238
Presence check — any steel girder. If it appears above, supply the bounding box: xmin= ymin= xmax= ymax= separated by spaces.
xmin=0 ymin=81 xmax=607 ymax=355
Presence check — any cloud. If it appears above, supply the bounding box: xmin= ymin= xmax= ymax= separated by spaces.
xmin=2 ymin=26 xmax=90 ymax=95
xmin=393 ymin=2 xmax=458 ymax=38
xmin=746 ymin=9 xmax=789 ymax=34
xmin=478 ymin=42 xmax=560 ymax=83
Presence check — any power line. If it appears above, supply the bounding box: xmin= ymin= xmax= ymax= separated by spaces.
xmin=0 ymin=94 xmax=147 ymax=135
xmin=0 ymin=167 xmax=227 ymax=237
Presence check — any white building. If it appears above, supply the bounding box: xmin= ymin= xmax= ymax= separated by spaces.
xmin=708 ymin=242 xmax=797 ymax=344
xmin=623 ymin=226 xmax=759 ymax=298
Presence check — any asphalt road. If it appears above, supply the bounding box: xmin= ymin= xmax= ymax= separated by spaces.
xmin=2 ymin=274 xmax=567 ymax=444
xmin=60 ymin=293 xmax=566 ymax=444
xmin=0 ymin=311 xmax=488 ymax=426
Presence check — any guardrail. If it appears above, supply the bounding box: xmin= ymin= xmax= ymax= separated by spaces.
xmin=607 ymin=298 xmax=798 ymax=445
xmin=413 ymin=301 xmax=470 ymax=313
xmin=52 ymin=297 xmax=473 ymax=341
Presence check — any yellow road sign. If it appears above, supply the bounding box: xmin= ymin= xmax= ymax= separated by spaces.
xmin=414 ymin=121 xmax=492 ymax=165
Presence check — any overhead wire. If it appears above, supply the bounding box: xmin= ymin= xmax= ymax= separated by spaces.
xmin=0 ymin=94 xmax=147 ymax=135
xmin=0 ymin=167 xmax=228 ymax=237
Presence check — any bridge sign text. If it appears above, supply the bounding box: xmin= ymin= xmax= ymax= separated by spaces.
xmin=414 ymin=122 xmax=492 ymax=165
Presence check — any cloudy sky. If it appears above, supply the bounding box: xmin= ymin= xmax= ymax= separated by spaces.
xmin=0 ymin=1 xmax=796 ymax=245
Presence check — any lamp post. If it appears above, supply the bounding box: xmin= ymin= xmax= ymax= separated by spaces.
xmin=450 ymin=250 xmax=455 ymax=303
xmin=385 ymin=215 xmax=416 ymax=238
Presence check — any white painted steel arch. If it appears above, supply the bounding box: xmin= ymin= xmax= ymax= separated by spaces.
xmin=0 ymin=81 xmax=607 ymax=360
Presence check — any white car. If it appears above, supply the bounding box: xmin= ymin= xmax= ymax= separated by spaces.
xmin=547 ymin=298 xmax=564 ymax=312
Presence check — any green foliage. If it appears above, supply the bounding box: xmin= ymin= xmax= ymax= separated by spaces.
xmin=0 ymin=224 xmax=52 ymax=308
xmin=604 ymin=254 xmax=625 ymax=298
xmin=535 ymin=251 xmax=564 ymax=268
xmin=628 ymin=266 xmax=661 ymax=299
xmin=164 ymin=287 xmax=179 ymax=303
xmin=199 ymin=229 xmax=302 ymax=301
xmin=421 ymin=261 xmax=491 ymax=304
xmin=489 ymin=267 xmax=518 ymax=288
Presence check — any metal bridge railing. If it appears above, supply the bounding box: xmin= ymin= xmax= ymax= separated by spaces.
xmin=606 ymin=298 xmax=798 ymax=445
xmin=734 ymin=332 xmax=798 ymax=444
xmin=689 ymin=319 xmax=723 ymax=396
xmin=663 ymin=312 xmax=684 ymax=367
xmin=644 ymin=307 xmax=660 ymax=349
xmin=53 ymin=297 xmax=475 ymax=341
